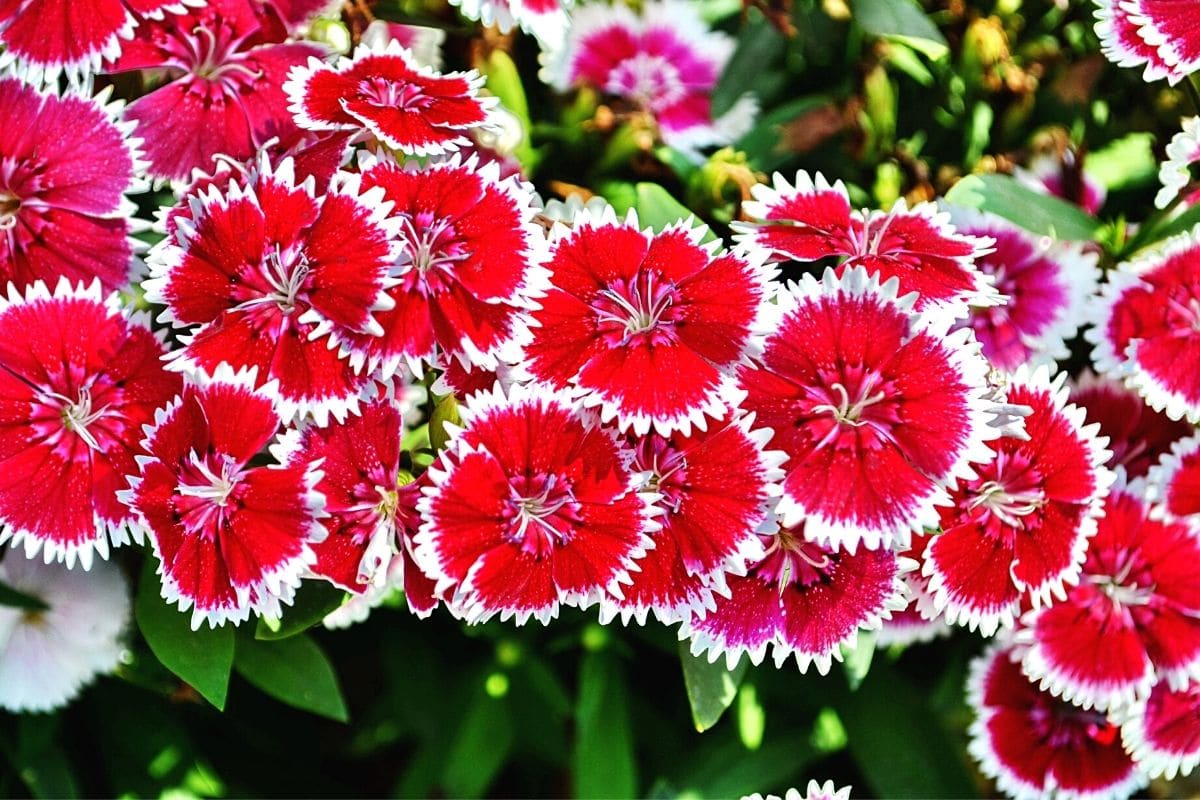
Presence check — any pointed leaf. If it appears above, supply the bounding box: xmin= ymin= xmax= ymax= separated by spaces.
xmin=852 ymin=0 xmax=948 ymax=58
xmin=944 ymin=173 xmax=1100 ymax=240
xmin=234 ymin=633 xmax=349 ymax=722
xmin=574 ymin=651 xmax=636 ymax=799
xmin=0 ymin=579 xmax=48 ymax=611
xmin=679 ymin=640 xmax=748 ymax=732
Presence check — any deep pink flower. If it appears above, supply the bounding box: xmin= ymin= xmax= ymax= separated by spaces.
xmin=106 ymin=0 xmax=323 ymax=182
xmin=0 ymin=78 xmax=141 ymax=293
xmin=1120 ymin=678 xmax=1200 ymax=779
xmin=1095 ymin=0 xmax=1200 ymax=85
xmin=1148 ymin=433 xmax=1200 ymax=522
xmin=1015 ymin=153 xmax=1107 ymax=215
xmin=1088 ymin=227 xmax=1200 ymax=423
xmin=285 ymin=41 xmax=493 ymax=157
xmin=448 ymin=0 xmax=569 ymax=47
xmin=684 ymin=520 xmax=908 ymax=672
xmin=968 ymin=644 xmax=1146 ymax=800
xmin=1018 ymin=482 xmax=1200 ymax=711
xmin=334 ymin=155 xmax=546 ymax=378
xmin=600 ymin=414 xmax=784 ymax=625
xmin=923 ymin=368 xmax=1112 ymax=635
xmin=736 ymin=172 xmax=997 ymax=314
xmin=145 ymin=157 xmax=397 ymax=424
xmin=947 ymin=208 xmax=1098 ymax=372
xmin=0 ymin=280 xmax=181 ymax=568
xmin=738 ymin=267 xmax=997 ymax=552
xmin=1070 ymin=371 xmax=1193 ymax=479
xmin=414 ymin=384 xmax=655 ymax=625
xmin=123 ymin=367 xmax=326 ymax=628
xmin=522 ymin=207 xmax=767 ymax=436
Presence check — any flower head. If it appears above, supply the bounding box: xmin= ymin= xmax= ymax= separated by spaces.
xmin=1119 ymin=677 xmax=1200 ymax=780
xmin=1157 ymin=116 xmax=1200 ymax=208
xmin=1094 ymin=0 xmax=1200 ymax=85
xmin=450 ymin=0 xmax=570 ymax=48
xmin=1147 ymin=432 xmax=1200 ymax=522
xmin=1014 ymin=152 xmax=1107 ymax=215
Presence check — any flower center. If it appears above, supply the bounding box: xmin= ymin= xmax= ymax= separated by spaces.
xmin=1166 ymin=288 xmax=1200 ymax=337
xmin=592 ymin=271 xmax=679 ymax=345
xmin=175 ymin=452 xmax=246 ymax=540
xmin=965 ymin=451 xmax=1046 ymax=533
xmin=0 ymin=191 xmax=20 ymax=230
xmin=846 ymin=206 xmax=902 ymax=258
xmin=634 ymin=437 xmax=688 ymax=513
xmin=1087 ymin=554 xmax=1155 ymax=608
xmin=361 ymin=76 xmax=431 ymax=110
xmin=801 ymin=366 xmax=899 ymax=452
xmin=606 ymin=53 xmax=686 ymax=111
xmin=755 ymin=527 xmax=836 ymax=592
xmin=242 ymin=243 xmax=311 ymax=314
xmin=397 ymin=215 xmax=469 ymax=288
xmin=502 ymin=473 xmax=581 ymax=559
xmin=58 ymin=386 xmax=110 ymax=451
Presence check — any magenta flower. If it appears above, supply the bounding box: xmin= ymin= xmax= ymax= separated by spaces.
xmin=1095 ymin=0 xmax=1200 ymax=85
xmin=738 ymin=267 xmax=997 ymax=552
xmin=1120 ymin=678 xmax=1200 ymax=780
xmin=0 ymin=280 xmax=181 ymax=568
xmin=145 ymin=156 xmax=398 ymax=424
xmin=736 ymin=171 xmax=997 ymax=315
xmin=285 ymin=41 xmax=494 ymax=157
xmin=1147 ymin=432 xmax=1200 ymax=522
xmin=968 ymin=644 xmax=1146 ymax=800
xmin=923 ymin=367 xmax=1112 ymax=635
xmin=123 ymin=367 xmax=326 ymax=628
xmin=414 ymin=384 xmax=656 ymax=625
xmin=0 ymin=78 xmax=141 ymax=292
xmin=1015 ymin=153 xmax=1107 ymax=215
xmin=522 ymin=207 xmax=768 ymax=436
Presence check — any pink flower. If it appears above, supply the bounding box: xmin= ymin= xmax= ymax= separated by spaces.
xmin=0 ymin=279 xmax=181 ymax=568
xmin=736 ymin=172 xmax=998 ymax=315
xmin=1094 ymin=0 xmax=1200 ymax=85
xmin=123 ymin=367 xmax=326 ymax=628
xmin=1157 ymin=116 xmax=1200 ymax=208
xmin=684 ymin=520 xmax=909 ymax=672
xmin=0 ymin=78 xmax=141 ymax=293
xmin=1119 ymin=677 xmax=1200 ymax=779
xmin=1088 ymin=226 xmax=1200 ymax=423
xmin=450 ymin=0 xmax=569 ymax=47
xmin=923 ymin=367 xmax=1112 ymax=635
xmin=599 ymin=413 xmax=784 ymax=625
xmin=1018 ymin=481 xmax=1200 ymax=711
xmin=106 ymin=0 xmax=323 ymax=182
xmin=968 ymin=644 xmax=1146 ymax=800
xmin=522 ymin=207 xmax=768 ymax=436
xmin=413 ymin=384 xmax=656 ymax=625
xmin=145 ymin=156 xmax=397 ymax=424
xmin=334 ymin=155 xmax=546 ymax=378
xmin=1147 ymin=432 xmax=1200 ymax=522
xmin=285 ymin=41 xmax=494 ymax=157
xmin=1015 ymin=153 xmax=1107 ymax=215
xmin=738 ymin=267 xmax=997 ymax=552
xmin=543 ymin=0 xmax=757 ymax=157
xmin=947 ymin=208 xmax=1098 ymax=372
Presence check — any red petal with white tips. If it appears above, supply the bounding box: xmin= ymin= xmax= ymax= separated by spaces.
xmin=1121 ymin=678 xmax=1200 ymax=780
xmin=1071 ymin=372 xmax=1192 ymax=479
xmin=1095 ymin=0 xmax=1189 ymax=83
xmin=1147 ymin=432 xmax=1200 ymax=520
xmin=0 ymin=0 xmax=131 ymax=77
xmin=1132 ymin=0 xmax=1200 ymax=80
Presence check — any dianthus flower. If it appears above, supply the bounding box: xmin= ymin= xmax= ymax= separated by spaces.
xmin=741 ymin=782 xmax=852 ymax=800
xmin=1147 ymin=432 xmax=1200 ymax=522
xmin=1119 ymin=677 xmax=1200 ymax=780
xmin=1095 ymin=0 xmax=1200 ymax=85
xmin=1014 ymin=152 xmax=1107 ymax=215
xmin=450 ymin=0 xmax=569 ymax=47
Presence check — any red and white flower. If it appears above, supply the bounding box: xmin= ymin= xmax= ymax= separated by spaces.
xmin=923 ymin=367 xmax=1112 ymax=635
xmin=1014 ymin=152 xmax=1107 ymax=215
xmin=738 ymin=267 xmax=997 ymax=552
xmin=122 ymin=367 xmax=326 ymax=628
xmin=1071 ymin=371 xmax=1193 ymax=479
xmin=360 ymin=19 xmax=445 ymax=69
xmin=742 ymin=782 xmax=852 ymax=800
xmin=334 ymin=154 xmax=546 ymax=378
xmin=0 ymin=280 xmax=181 ymax=568
xmin=1157 ymin=116 xmax=1200 ymax=208
xmin=1147 ymin=432 xmax=1200 ymax=523
xmin=285 ymin=41 xmax=494 ymax=157
xmin=968 ymin=644 xmax=1147 ymax=800
xmin=145 ymin=156 xmax=397 ymax=424
xmin=450 ymin=0 xmax=569 ymax=48
xmin=1088 ymin=226 xmax=1200 ymax=423
xmin=684 ymin=519 xmax=909 ymax=672
xmin=1119 ymin=677 xmax=1200 ymax=779
xmin=522 ymin=207 xmax=768 ymax=437
xmin=0 ymin=78 xmax=142 ymax=293
xmin=1018 ymin=481 xmax=1200 ymax=711
xmin=1095 ymin=0 xmax=1200 ymax=85
xmin=599 ymin=413 xmax=784 ymax=625
xmin=414 ymin=384 xmax=656 ymax=625
xmin=947 ymin=208 xmax=1098 ymax=372
xmin=876 ymin=532 xmax=951 ymax=648
xmin=736 ymin=172 xmax=998 ymax=315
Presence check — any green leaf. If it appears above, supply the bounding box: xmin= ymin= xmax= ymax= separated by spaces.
xmin=678 ymin=640 xmax=748 ymax=732
xmin=852 ymin=0 xmax=948 ymax=58
xmin=574 ymin=651 xmax=636 ymax=799
xmin=255 ymin=581 xmax=346 ymax=641
xmin=631 ymin=183 xmax=693 ymax=232
xmin=440 ymin=689 xmax=515 ymax=798
xmin=1087 ymin=132 xmax=1157 ymax=191
xmin=944 ymin=173 xmax=1100 ymax=240
xmin=1128 ymin=203 xmax=1200 ymax=254
xmin=840 ymin=630 xmax=877 ymax=691
xmin=712 ymin=15 xmax=787 ymax=116
xmin=0 ymin=579 xmax=48 ymax=611
xmin=234 ymin=633 xmax=349 ymax=722
xmin=429 ymin=393 xmax=461 ymax=452
xmin=8 ymin=716 xmax=79 ymax=800
xmin=135 ymin=560 xmax=234 ymax=710
xmin=477 ymin=49 xmax=539 ymax=171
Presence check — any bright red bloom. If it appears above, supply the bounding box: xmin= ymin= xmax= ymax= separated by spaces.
xmin=736 ymin=171 xmax=997 ymax=314
xmin=123 ymin=367 xmax=325 ymax=628
xmin=523 ymin=207 xmax=767 ymax=436
xmin=1147 ymin=433 xmax=1200 ymax=522
xmin=0 ymin=280 xmax=181 ymax=568
xmin=106 ymin=0 xmax=323 ymax=182
xmin=1089 ymin=228 xmax=1200 ymax=423
xmin=599 ymin=414 xmax=783 ymax=625
xmin=1019 ymin=483 xmax=1200 ymax=711
xmin=923 ymin=368 xmax=1112 ymax=635
xmin=738 ymin=267 xmax=997 ymax=552
xmin=684 ymin=520 xmax=908 ymax=672
xmin=413 ymin=384 xmax=655 ymax=625
xmin=146 ymin=157 xmax=397 ymax=424
xmin=1096 ymin=0 xmax=1200 ymax=85
xmin=1120 ymin=678 xmax=1200 ymax=780
xmin=285 ymin=41 xmax=494 ymax=157
xmin=0 ymin=78 xmax=140 ymax=293
xmin=968 ymin=644 xmax=1146 ymax=800
xmin=334 ymin=155 xmax=546 ymax=378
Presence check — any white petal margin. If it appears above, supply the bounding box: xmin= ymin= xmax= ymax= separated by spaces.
xmin=1115 ymin=678 xmax=1200 ymax=781
xmin=1145 ymin=430 xmax=1200 ymax=525
xmin=1157 ymin=116 xmax=1200 ymax=209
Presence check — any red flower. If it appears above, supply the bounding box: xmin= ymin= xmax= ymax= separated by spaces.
xmin=1119 ymin=678 xmax=1200 ymax=780
xmin=1147 ymin=432 xmax=1200 ymax=522
xmin=0 ymin=78 xmax=141 ymax=292
xmin=968 ymin=644 xmax=1146 ymax=800
xmin=123 ymin=367 xmax=326 ymax=628
xmin=875 ymin=531 xmax=951 ymax=648
xmin=0 ymin=280 xmax=181 ymax=568
xmin=1018 ymin=482 xmax=1200 ymax=711
xmin=923 ymin=367 xmax=1112 ymax=635
xmin=285 ymin=41 xmax=494 ymax=157
xmin=738 ymin=267 xmax=997 ymax=552
xmin=522 ymin=207 xmax=768 ymax=436
xmin=1095 ymin=0 xmax=1200 ymax=85
xmin=145 ymin=156 xmax=397 ymax=424
xmin=413 ymin=384 xmax=655 ymax=625
xmin=735 ymin=171 xmax=997 ymax=314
